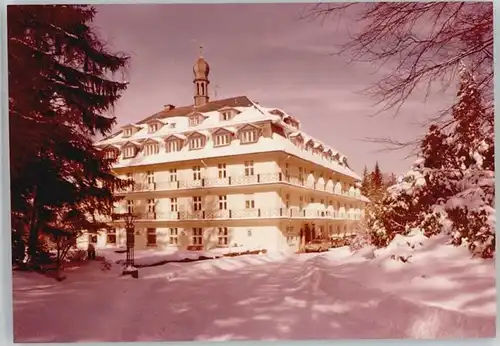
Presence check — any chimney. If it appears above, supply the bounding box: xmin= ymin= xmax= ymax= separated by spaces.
xmin=164 ymin=104 xmax=175 ymax=111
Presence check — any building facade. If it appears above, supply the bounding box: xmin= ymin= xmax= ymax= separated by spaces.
xmin=91 ymin=53 xmax=368 ymax=253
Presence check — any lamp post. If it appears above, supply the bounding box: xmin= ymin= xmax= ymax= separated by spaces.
xmin=122 ymin=212 xmax=138 ymax=278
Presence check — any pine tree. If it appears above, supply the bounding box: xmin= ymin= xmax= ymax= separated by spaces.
xmin=369 ymin=162 xmax=384 ymax=201
xmin=360 ymin=165 xmax=371 ymax=197
xmin=443 ymin=65 xmax=495 ymax=257
xmin=8 ymin=5 xmax=131 ymax=266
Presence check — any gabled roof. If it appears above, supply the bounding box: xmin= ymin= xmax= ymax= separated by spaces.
xmin=237 ymin=123 xmax=261 ymax=132
xmin=164 ymin=133 xmax=187 ymax=141
xmin=186 ymin=130 xmax=210 ymax=138
xmin=212 ymin=127 xmax=237 ymax=135
xmin=288 ymin=131 xmax=304 ymax=139
xmin=187 ymin=111 xmax=209 ymax=118
xmin=101 ymin=144 xmax=121 ymax=150
xmin=141 ymin=138 xmax=162 ymax=146
xmin=144 ymin=118 xmax=168 ymax=125
xmin=305 ymin=139 xmax=315 ymax=147
xmin=122 ymin=123 xmax=143 ymax=129
xmin=121 ymin=141 xmax=140 ymax=148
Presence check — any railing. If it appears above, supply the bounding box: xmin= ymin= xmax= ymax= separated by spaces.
xmin=114 ymin=171 xmax=365 ymax=201
xmin=120 ymin=208 xmax=362 ymax=221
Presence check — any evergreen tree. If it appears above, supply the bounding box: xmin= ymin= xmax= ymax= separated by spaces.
xmin=367 ymin=65 xmax=495 ymax=258
xmin=360 ymin=165 xmax=371 ymax=197
xmin=369 ymin=162 xmax=384 ymax=201
xmin=8 ymin=5 xmax=131 ymax=266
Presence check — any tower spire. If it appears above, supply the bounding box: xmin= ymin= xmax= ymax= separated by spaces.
xmin=193 ymin=46 xmax=210 ymax=107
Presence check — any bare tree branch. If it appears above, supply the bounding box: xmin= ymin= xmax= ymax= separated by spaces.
xmin=303 ymin=2 xmax=493 ymax=117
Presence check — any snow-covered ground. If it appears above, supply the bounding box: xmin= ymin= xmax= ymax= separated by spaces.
xmin=13 ymin=239 xmax=495 ymax=342
xmin=100 ymin=246 xmax=267 ymax=267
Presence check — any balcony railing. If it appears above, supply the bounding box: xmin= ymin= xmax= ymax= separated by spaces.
xmin=115 ymin=172 xmax=364 ymax=201
xmin=115 ymin=208 xmax=362 ymax=222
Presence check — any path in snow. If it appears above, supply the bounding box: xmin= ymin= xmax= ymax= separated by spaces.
xmin=13 ymin=253 xmax=495 ymax=342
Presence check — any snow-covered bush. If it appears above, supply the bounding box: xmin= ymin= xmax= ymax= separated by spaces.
xmin=349 ymin=220 xmax=372 ymax=251
xmin=366 ymin=66 xmax=495 ymax=258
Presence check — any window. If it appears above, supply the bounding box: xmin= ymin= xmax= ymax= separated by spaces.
xmin=89 ymin=234 xmax=98 ymax=244
xmin=221 ymin=111 xmax=232 ymax=121
xmin=148 ymin=123 xmax=159 ymax=133
xmin=218 ymin=163 xmax=227 ymax=178
xmin=147 ymin=199 xmax=156 ymax=213
xmin=240 ymin=130 xmax=258 ymax=144
xmin=127 ymin=200 xmax=134 ymax=214
xmin=298 ymin=167 xmax=304 ymax=181
xmin=123 ymin=146 xmax=136 ymax=158
xmin=169 ymin=168 xmax=177 ymax=182
xmin=214 ymin=133 xmax=231 ymax=147
xmin=147 ymin=228 xmax=156 ymax=246
xmin=218 ymin=227 xmax=229 ymax=246
xmin=189 ymin=136 xmax=205 ymax=150
xmin=123 ymin=128 xmax=133 ymax=137
xmin=144 ymin=143 xmax=159 ymax=156
xmin=245 ymin=197 xmax=255 ymax=209
xmin=192 ymin=166 xmax=201 ymax=180
xmin=107 ymin=228 xmax=116 ymax=244
xmin=218 ymin=195 xmax=227 ymax=210
xmin=192 ymin=228 xmax=203 ymax=245
xmin=299 ymin=196 xmax=304 ymax=210
xmin=244 ymin=161 xmax=254 ymax=176
xmin=104 ymin=150 xmax=117 ymax=160
xmin=189 ymin=116 xmax=201 ymax=127
xmin=170 ymin=198 xmax=178 ymax=212
xmin=169 ymin=123 xmax=176 ymax=129
xmin=310 ymin=197 xmax=315 ymax=203
xmin=165 ymin=140 xmax=181 ymax=153
xmin=285 ymin=194 xmax=290 ymax=209
xmin=147 ymin=171 xmax=155 ymax=184
xmin=169 ymin=228 xmax=179 ymax=245
xmin=193 ymin=196 xmax=202 ymax=211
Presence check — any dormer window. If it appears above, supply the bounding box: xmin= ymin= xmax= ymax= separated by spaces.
xmin=148 ymin=123 xmax=159 ymax=133
xmin=238 ymin=124 xmax=260 ymax=144
xmin=104 ymin=149 xmax=118 ymax=160
xmin=144 ymin=143 xmax=159 ymax=156
xmin=305 ymin=140 xmax=314 ymax=152
xmin=214 ymin=133 xmax=231 ymax=147
xmin=123 ymin=128 xmax=133 ymax=137
xmin=218 ymin=107 xmax=240 ymax=121
xmin=123 ymin=145 xmax=137 ymax=159
xmin=164 ymin=134 xmax=186 ymax=153
xmin=166 ymin=140 xmax=181 ymax=153
xmin=169 ymin=123 xmax=176 ymax=129
xmin=240 ymin=130 xmax=258 ymax=144
xmin=188 ymin=113 xmax=206 ymax=127
xmin=189 ymin=136 xmax=205 ymax=150
xmin=189 ymin=117 xmax=201 ymax=127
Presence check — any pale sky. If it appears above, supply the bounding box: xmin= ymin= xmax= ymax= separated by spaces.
xmin=93 ymin=3 xmax=457 ymax=175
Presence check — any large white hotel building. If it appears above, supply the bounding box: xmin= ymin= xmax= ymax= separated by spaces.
xmin=92 ymin=54 xmax=368 ymax=253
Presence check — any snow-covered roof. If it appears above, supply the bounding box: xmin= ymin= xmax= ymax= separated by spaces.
xmin=96 ymin=97 xmax=361 ymax=181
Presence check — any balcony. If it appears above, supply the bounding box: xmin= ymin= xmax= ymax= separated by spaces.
xmin=114 ymin=172 xmax=365 ymax=202
xmin=123 ymin=208 xmax=361 ymax=222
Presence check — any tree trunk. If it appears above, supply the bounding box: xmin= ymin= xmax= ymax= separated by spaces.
xmin=27 ymin=186 xmax=39 ymax=267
